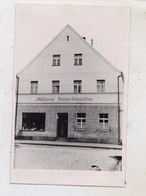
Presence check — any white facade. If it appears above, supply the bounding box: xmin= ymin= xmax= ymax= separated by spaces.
xmin=18 ymin=25 xmax=122 ymax=96
xmin=16 ymin=25 xmax=124 ymax=144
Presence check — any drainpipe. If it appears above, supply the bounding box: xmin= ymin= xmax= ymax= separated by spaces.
xmin=15 ymin=75 xmax=19 ymax=138
xmin=117 ymin=72 xmax=124 ymax=145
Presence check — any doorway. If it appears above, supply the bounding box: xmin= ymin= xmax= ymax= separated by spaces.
xmin=57 ymin=113 xmax=68 ymax=138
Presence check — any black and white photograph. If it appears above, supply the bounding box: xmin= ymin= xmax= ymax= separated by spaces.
xmin=11 ymin=4 xmax=130 ymax=186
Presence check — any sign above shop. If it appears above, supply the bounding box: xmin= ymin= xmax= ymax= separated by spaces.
xmin=18 ymin=93 xmax=119 ymax=104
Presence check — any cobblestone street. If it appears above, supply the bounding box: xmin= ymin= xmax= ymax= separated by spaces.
xmin=14 ymin=144 xmax=122 ymax=171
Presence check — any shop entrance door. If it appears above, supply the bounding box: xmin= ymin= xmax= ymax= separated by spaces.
xmin=57 ymin=113 xmax=68 ymax=138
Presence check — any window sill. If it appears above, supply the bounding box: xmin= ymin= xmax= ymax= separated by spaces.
xmin=96 ymin=128 xmax=111 ymax=132
xmin=20 ymin=130 xmax=45 ymax=132
xmin=75 ymin=128 xmax=87 ymax=131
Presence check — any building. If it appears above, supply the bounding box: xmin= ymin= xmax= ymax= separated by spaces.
xmin=15 ymin=24 xmax=124 ymax=144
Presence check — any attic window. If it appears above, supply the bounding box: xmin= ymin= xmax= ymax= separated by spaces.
xmin=74 ymin=54 xmax=82 ymax=65
xmin=52 ymin=54 xmax=60 ymax=66
xmin=67 ymin=35 xmax=69 ymax=41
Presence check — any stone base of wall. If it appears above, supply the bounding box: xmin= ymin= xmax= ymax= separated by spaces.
xmin=15 ymin=135 xmax=56 ymax=141
xmin=15 ymin=136 xmax=117 ymax=144
xmin=16 ymin=104 xmax=119 ymax=144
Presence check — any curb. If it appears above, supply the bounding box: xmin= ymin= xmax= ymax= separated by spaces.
xmin=15 ymin=140 xmax=122 ymax=150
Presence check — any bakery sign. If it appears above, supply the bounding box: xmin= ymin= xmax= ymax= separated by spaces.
xmin=18 ymin=93 xmax=118 ymax=104
xmin=36 ymin=96 xmax=93 ymax=102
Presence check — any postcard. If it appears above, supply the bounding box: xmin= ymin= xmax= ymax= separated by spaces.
xmin=11 ymin=3 xmax=130 ymax=186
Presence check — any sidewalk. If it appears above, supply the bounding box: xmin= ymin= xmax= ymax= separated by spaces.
xmin=15 ymin=140 xmax=122 ymax=150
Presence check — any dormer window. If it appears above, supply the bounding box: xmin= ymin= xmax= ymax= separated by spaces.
xmin=74 ymin=54 xmax=82 ymax=65
xmin=52 ymin=54 xmax=60 ymax=66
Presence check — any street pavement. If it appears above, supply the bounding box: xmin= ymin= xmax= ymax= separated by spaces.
xmin=14 ymin=143 xmax=122 ymax=171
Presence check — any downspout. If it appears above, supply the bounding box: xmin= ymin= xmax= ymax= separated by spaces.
xmin=117 ymin=72 xmax=124 ymax=145
xmin=15 ymin=75 xmax=19 ymax=138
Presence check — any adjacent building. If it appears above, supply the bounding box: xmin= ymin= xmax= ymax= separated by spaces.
xmin=15 ymin=24 xmax=124 ymax=144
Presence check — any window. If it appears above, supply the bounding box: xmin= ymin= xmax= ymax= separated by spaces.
xmin=74 ymin=54 xmax=82 ymax=65
xmin=52 ymin=80 xmax=60 ymax=93
xmin=52 ymin=54 xmax=60 ymax=66
xmin=74 ymin=80 xmax=82 ymax=93
xmin=30 ymin=81 xmax=38 ymax=94
xmin=67 ymin=35 xmax=69 ymax=41
xmin=97 ymin=80 xmax=105 ymax=93
xmin=99 ymin=113 xmax=108 ymax=129
xmin=22 ymin=113 xmax=45 ymax=131
xmin=76 ymin=113 xmax=86 ymax=129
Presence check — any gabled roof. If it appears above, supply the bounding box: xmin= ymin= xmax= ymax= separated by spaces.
xmin=17 ymin=24 xmax=122 ymax=76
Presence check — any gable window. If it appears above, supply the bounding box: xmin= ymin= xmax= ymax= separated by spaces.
xmin=67 ymin=35 xmax=69 ymax=41
xmin=52 ymin=80 xmax=60 ymax=93
xmin=30 ymin=81 xmax=38 ymax=94
xmin=97 ymin=80 xmax=105 ymax=93
xmin=22 ymin=113 xmax=45 ymax=131
xmin=99 ymin=113 xmax=108 ymax=129
xmin=76 ymin=113 xmax=86 ymax=129
xmin=74 ymin=54 xmax=82 ymax=65
xmin=52 ymin=54 xmax=60 ymax=66
xmin=74 ymin=80 xmax=82 ymax=93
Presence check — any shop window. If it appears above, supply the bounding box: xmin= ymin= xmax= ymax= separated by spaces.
xmin=74 ymin=54 xmax=82 ymax=65
xmin=74 ymin=80 xmax=82 ymax=93
xmin=97 ymin=80 xmax=105 ymax=93
xmin=22 ymin=113 xmax=45 ymax=131
xmin=76 ymin=113 xmax=86 ymax=128
xmin=30 ymin=81 xmax=38 ymax=94
xmin=52 ymin=54 xmax=60 ymax=66
xmin=99 ymin=113 xmax=108 ymax=129
xmin=52 ymin=80 xmax=60 ymax=93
